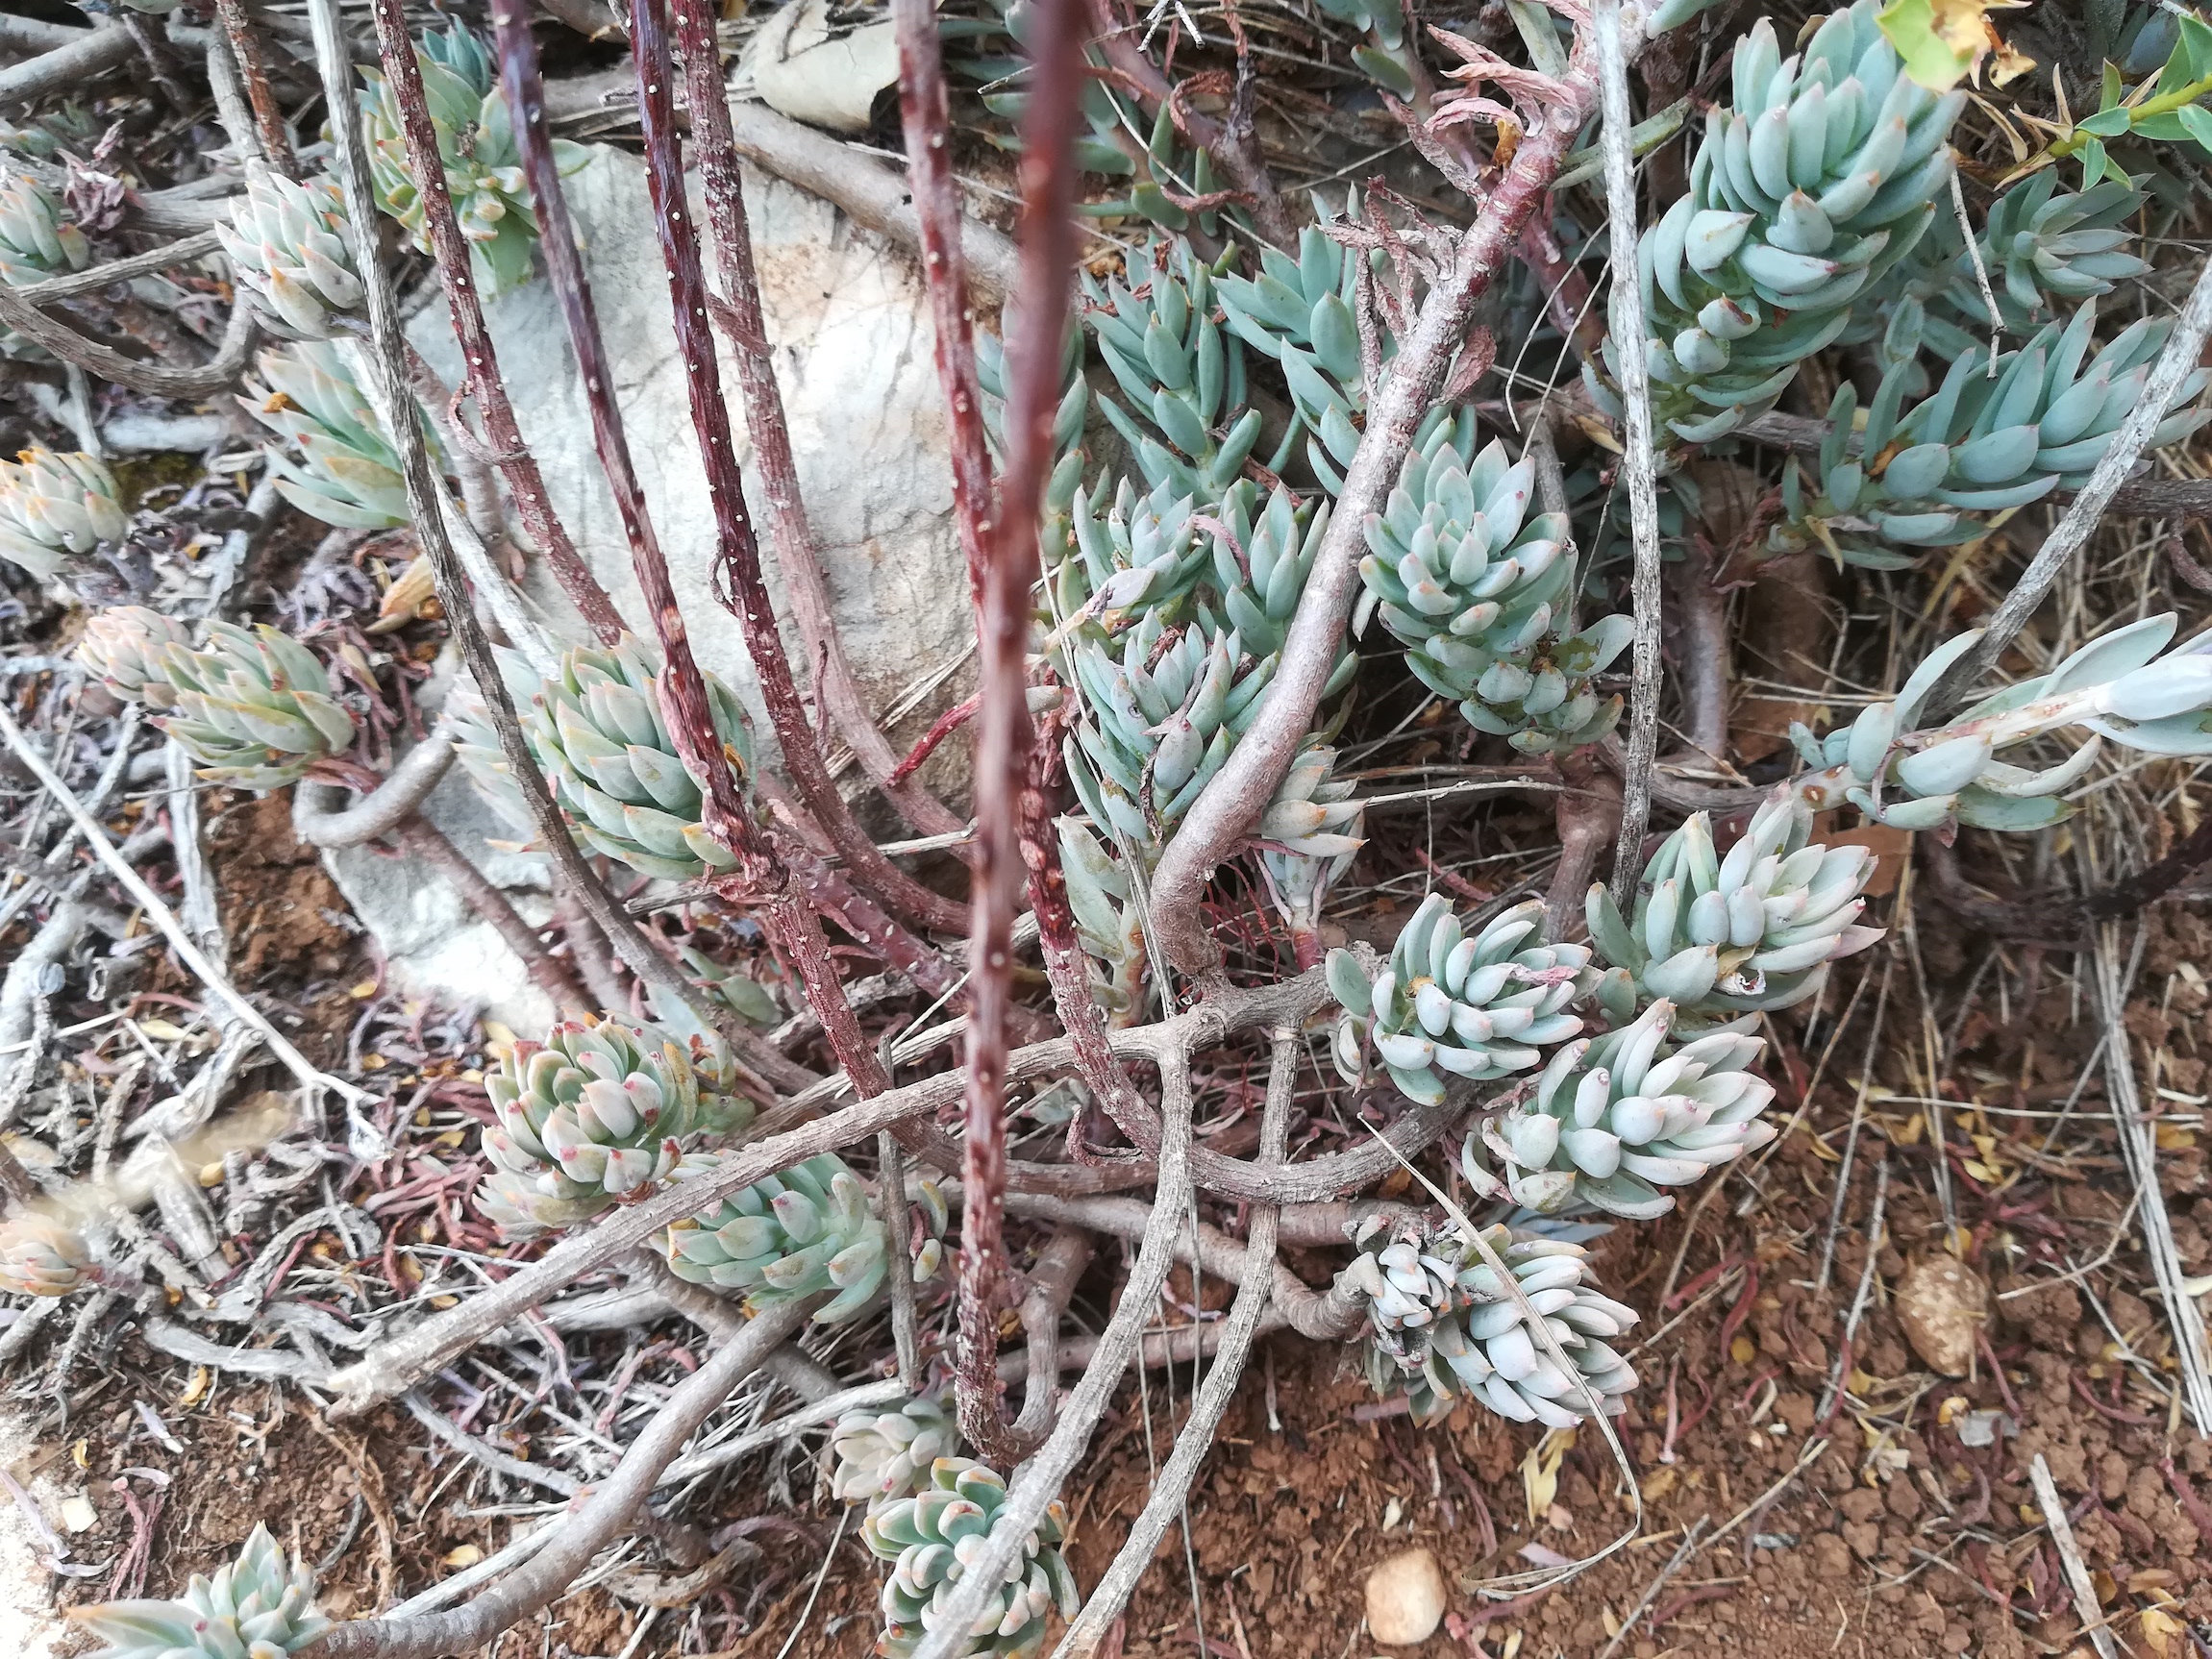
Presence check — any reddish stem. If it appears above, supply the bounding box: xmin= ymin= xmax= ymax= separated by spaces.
xmin=934 ymin=0 xmax=1088 ymax=1469
xmin=363 ymin=0 xmax=628 ymax=646
xmin=211 ymin=0 xmax=299 ymax=175
xmin=891 ymin=0 xmax=996 ymax=609
xmin=670 ymin=5 xmax=969 ymax=850
xmin=887 ymin=692 xmax=981 ymax=788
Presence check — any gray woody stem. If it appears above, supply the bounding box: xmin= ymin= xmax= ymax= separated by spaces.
xmin=302 ymin=1297 xmax=814 ymax=1658
xmin=1596 ymin=0 xmax=1664 ymax=907
xmin=1052 ymin=1028 xmax=1298 ymax=1658
xmin=320 ymin=968 xmax=1340 ymax=1415
xmin=1144 ymin=33 xmax=1616 ymax=981
xmin=303 ymin=0 xmax=749 ymax=1068
xmin=905 ymin=1048 xmax=1198 ymax=1659
xmin=670 ymin=12 xmax=964 ymax=842
xmin=0 ymin=285 xmax=256 ymax=399
xmin=949 ymin=0 xmax=1087 ymax=1469
xmin=1924 ymin=249 xmax=2212 ymax=723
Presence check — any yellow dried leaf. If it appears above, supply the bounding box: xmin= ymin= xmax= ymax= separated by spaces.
xmin=199 ymin=1162 xmax=225 ymax=1188
xmin=1730 ymin=1334 xmax=1757 ymax=1365
xmin=2144 ymin=1606 xmax=2188 ymax=1656
xmin=348 ymin=979 xmax=379 ymax=1001
xmin=1523 ymin=1427 xmax=1574 ymax=1523
xmin=1876 ymin=0 xmax=1990 ymax=91
xmin=2155 ymin=1124 xmax=2198 ymax=1150
xmin=440 ymin=1545 xmax=484 ymax=1569
xmin=71 ymin=1439 xmax=87 ymax=1470
xmin=137 ymin=1018 xmax=190 ymax=1042
xmin=430 ymin=1295 xmax=459 ymax=1309
xmin=1642 ymin=1466 xmax=1678 ymax=1501
xmin=180 ymin=1366 xmax=211 ymax=1407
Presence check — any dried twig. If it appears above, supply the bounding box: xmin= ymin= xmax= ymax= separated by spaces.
xmin=1052 ymin=1027 xmax=1297 ymax=1659
xmin=1593 ymin=0 xmax=1664 ymax=907
xmin=211 ymin=0 xmax=299 ymax=174
xmin=0 ymin=703 xmax=367 ymax=1105
xmin=2094 ymin=930 xmax=2212 ymax=1434
xmin=303 ymin=1297 xmax=816 ymax=1659
xmin=0 ymin=284 xmax=257 ymax=399
xmin=2029 ymin=1451 xmax=2120 ymax=1659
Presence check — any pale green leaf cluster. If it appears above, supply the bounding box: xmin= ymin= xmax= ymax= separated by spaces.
xmin=1328 ymin=895 xmax=1589 ymax=1105
xmin=0 ymin=448 xmax=127 ymax=582
xmin=358 ymin=24 xmax=584 ymax=294
xmin=78 ymin=615 xmax=357 ymax=788
xmin=862 ymin=1458 xmax=1081 ymax=1659
xmin=73 ymin=1523 xmax=328 ymax=1659
xmin=1343 ymin=1216 xmax=1640 ymax=1427
xmin=659 ymin=1151 xmax=945 ymax=1325
xmin=238 ymin=341 xmax=414 ymax=531
xmin=477 ymin=1016 xmax=753 ymax=1234
xmin=1355 ymin=409 xmax=1631 ymax=755
xmin=218 ymin=172 xmax=365 ymax=339
xmin=1465 ymin=999 xmax=1779 ymax=1221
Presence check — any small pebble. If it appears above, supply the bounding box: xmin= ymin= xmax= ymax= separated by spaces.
xmin=1365 ymin=1546 xmax=1446 ymax=1645
xmin=1897 ymin=1253 xmax=1988 ymax=1377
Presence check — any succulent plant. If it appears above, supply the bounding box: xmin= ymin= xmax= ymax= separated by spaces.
xmin=1464 ymin=1000 xmax=1778 ymax=1221
xmin=862 ymin=1457 xmax=1081 ymax=1659
xmin=1773 ymin=299 xmax=2211 ymax=569
xmin=1204 ymin=482 xmax=1342 ymax=661
xmin=1064 ymin=608 xmax=1359 ymax=861
xmin=1217 ymin=210 xmax=1378 ymax=493
xmin=1080 ymin=237 xmax=1261 ymax=503
xmin=73 ymin=1523 xmax=328 ymax=1659
xmin=1328 ymin=895 xmax=1588 ymax=1106
xmin=1585 ymin=792 xmax=1882 ymax=1023
xmin=0 ymin=1214 xmax=91 ymax=1298
xmin=659 ymin=1151 xmax=944 ymax=1324
xmin=154 ymin=622 xmax=358 ymax=788
xmin=239 ymin=341 xmax=414 ymax=531
xmin=1355 ymin=412 xmax=1631 ymax=755
xmin=1307 ymin=0 xmax=1420 ymax=98
xmin=1790 ymin=611 xmax=2212 ymax=832
xmin=504 ymin=637 xmax=759 ymax=882
xmin=1063 ymin=473 xmax=1210 ymax=627
xmin=476 ymin=1017 xmax=752 ymax=1235
xmin=76 ymin=607 xmax=192 ymax=707
xmin=0 ymin=164 xmax=88 ymax=285
xmin=358 ymin=24 xmax=584 ymax=294
xmin=1603 ymin=0 xmax=1966 ymax=442
xmin=218 ymin=171 xmax=365 ymax=338
xmin=1924 ymin=174 xmax=2150 ymax=338
xmin=1342 ymin=1216 xmax=1640 ymax=1427
xmin=830 ymin=1393 xmax=959 ymax=1503
xmin=1256 ymin=741 xmax=1365 ymax=960
xmin=0 ymin=449 xmax=129 ymax=582
xmin=1057 ymin=816 xmax=1148 ymax=1022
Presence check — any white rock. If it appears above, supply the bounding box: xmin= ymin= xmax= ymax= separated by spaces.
xmin=314 ymin=751 xmax=559 ymax=1035
xmin=406 ymin=140 xmax=975 ymax=778
xmin=1365 ymin=1547 xmax=1447 ymax=1646
xmin=355 ymin=139 xmax=976 ymax=1027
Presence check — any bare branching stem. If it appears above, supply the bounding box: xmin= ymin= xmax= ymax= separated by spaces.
xmin=307 ymin=0 xmax=747 ymax=1082
xmin=891 ymin=0 xmax=997 ymax=607
xmin=1052 ymin=1028 xmax=1299 ymax=1658
xmin=672 ymin=11 xmax=964 ymax=843
xmin=362 ymin=0 xmax=628 ymax=644
xmin=907 ymin=1049 xmax=1198 ymax=1659
xmin=303 ymin=1297 xmax=814 ymax=1658
xmin=1146 ymin=37 xmax=1614 ymax=982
